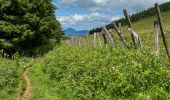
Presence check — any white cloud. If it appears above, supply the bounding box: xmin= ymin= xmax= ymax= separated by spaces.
xmin=58 ymin=14 xmax=85 ymax=25
xmin=58 ymin=0 xmax=170 ymax=10
xmin=56 ymin=0 xmax=170 ymax=30
xmin=111 ymin=16 xmax=121 ymax=21
xmin=72 ymin=14 xmax=84 ymax=21
xmin=58 ymin=12 xmax=121 ymax=30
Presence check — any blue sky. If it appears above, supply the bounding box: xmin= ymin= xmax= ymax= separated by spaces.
xmin=53 ymin=0 xmax=170 ymax=31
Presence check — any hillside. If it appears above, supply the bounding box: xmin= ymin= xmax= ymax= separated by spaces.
xmin=0 ymin=2 xmax=170 ymax=100
xmin=28 ymin=46 xmax=170 ymax=99
xmin=29 ymin=10 xmax=170 ymax=99
xmin=64 ymin=28 xmax=89 ymax=37
xmin=89 ymin=2 xmax=170 ymax=34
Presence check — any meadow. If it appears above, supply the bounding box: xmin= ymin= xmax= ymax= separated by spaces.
xmin=0 ymin=5 xmax=170 ymax=100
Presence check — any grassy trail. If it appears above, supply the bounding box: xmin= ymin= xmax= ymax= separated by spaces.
xmin=19 ymin=65 xmax=33 ymax=100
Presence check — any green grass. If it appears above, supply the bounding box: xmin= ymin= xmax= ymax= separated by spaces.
xmin=29 ymin=11 xmax=170 ymax=99
xmin=0 ymin=57 xmax=34 ymax=99
xmin=29 ymin=45 xmax=170 ymax=99
xmin=0 ymin=59 xmax=21 ymax=100
xmin=1 ymin=9 xmax=170 ymax=100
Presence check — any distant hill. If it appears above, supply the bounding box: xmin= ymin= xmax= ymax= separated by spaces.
xmin=64 ymin=28 xmax=89 ymax=37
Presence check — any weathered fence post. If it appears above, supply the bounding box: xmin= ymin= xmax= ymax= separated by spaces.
xmin=70 ymin=38 xmax=73 ymax=46
xmin=112 ymin=22 xmax=129 ymax=48
xmin=94 ymin=32 xmax=97 ymax=48
xmin=155 ymin=3 xmax=170 ymax=59
xmin=123 ymin=9 xmax=137 ymax=48
xmin=87 ymin=35 xmax=90 ymax=48
xmin=104 ymin=27 xmax=118 ymax=48
xmin=108 ymin=29 xmax=118 ymax=48
xmin=102 ymin=28 xmax=108 ymax=48
xmin=118 ymin=23 xmax=129 ymax=48
xmin=75 ymin=38 xmax=78 ymax=46
xmin=123 ymin=9 xmax=142 ymax=48
xmin=78 ymin=37 xmax=81 ymax=47
xmin=154 ymin=21 xmax=159 ymax=56
xmin=97 ymin=32 xmax=102 ymax=47
xmin=82 ymin=37 xmax=86 ymax=47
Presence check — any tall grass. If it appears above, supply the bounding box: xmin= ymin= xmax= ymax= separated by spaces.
xmin=0 ymin=57 xmax=34 ymax=99
xmin=29 ymin=45 xmax=170 ymax=99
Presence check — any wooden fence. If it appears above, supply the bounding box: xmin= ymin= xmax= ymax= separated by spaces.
xmin=65 ymin=3 xmax=170 ymax=59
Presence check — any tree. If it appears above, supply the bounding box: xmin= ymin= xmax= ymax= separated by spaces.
xmin=0 ymin=0 xmax=62 ymax=56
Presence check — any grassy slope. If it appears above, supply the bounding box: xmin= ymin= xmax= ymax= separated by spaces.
xmin=0 ymin=10 xmax=170 ymax=100
xmin=121 ymin=11 xmax=170 ymax=48
xmin=80 ymin=11 xmax=170 ymax=51
xmin=28 ymin=11 xmax=170 ymax=99
xmin=29 ymin=45 xmax=170 ymax=99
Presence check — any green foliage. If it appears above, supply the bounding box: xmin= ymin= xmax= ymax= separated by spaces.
xmin=0 ymin=59 xmax=20 ymax=99
xmin=0 ymin=57 xmax=34 ymax=99
xmin=0 ymin=0 xmax=62 ymax=56
xmin=30 ymin=45 xmax=170 ymax=99
xmin=89 ymin=2 xmax=170 ymax=34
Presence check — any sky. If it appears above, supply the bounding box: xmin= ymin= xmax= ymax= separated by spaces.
xmin=52 ymin=0 xmax=170 ymax=31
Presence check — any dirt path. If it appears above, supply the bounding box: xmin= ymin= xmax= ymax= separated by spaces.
xmin=18 ymin=65 xmax=33 ymax=100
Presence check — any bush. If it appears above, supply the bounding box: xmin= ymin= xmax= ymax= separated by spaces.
xmin=0 ymin=59 xmax=20 ymax=99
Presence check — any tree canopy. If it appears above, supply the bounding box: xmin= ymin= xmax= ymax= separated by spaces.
xmin=0 ymin=0 xmax=62 ymax=56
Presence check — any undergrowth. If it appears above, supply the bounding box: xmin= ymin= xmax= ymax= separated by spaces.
xmin=30 ymin=45 xmax=170 ymax=99
xmin=0 ymin=57 xmax=34 ymax=99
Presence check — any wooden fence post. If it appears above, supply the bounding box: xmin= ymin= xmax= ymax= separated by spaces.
xmin=104 ymin=27 xmax=118 ymax=48
xmin=108 ymin=29 xmax=118 ymax=48
xmin=76 ymin=38 xmax=78 ymax=46
xmin=155 ymin=3 xmax=170 ymax=59
xmin=87 ymin=35 xmax=90 ymax=48
xmin=97 ymin=32 xmax=102 ymax=47
xmin=82 ymin=37 xmax=86 ymax=47
xmin=78 ymin=37 xmax=81 ymax=47
xmin=123 ymin=9 xmax=136 ymax=48
xmin=70 ymin=38 xmax=73 ymax=46
xmin=154 ymin=21 xmax=159 ymax=56
xmin=94 ymin=32 xmax=97 ymax=48
xmin=118 ymin=23 xmax=129 ymax=48
xmin=112 ymin=22 xmax=129 ymax=48
xmin=102 ymin=28 xmax=108 ymax=48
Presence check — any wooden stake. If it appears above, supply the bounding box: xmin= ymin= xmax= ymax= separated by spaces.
xmin=123 ymin=9 xmax=136 ymax=48
xmin=104 ymin=27 xmax=118 ymax=48
xmin=102 ymin=28 xmax=108 ymax=48
xmin=112 ymin=22 xmax=129 ymax=48
xmin=94 ymin=32 xmax=97 ymax=48
xmin=154 ymin=21 xmax=159 ymax=56
xmin=78 ymin=37 xmax=81 ymax=47
xmin=82 ymin=37 xmax=86 ymax=47
xmin=86 ymin=36 xmax=89 ymax=48
xmin=123 ymin=9 xmax=132 ymax=28
xmin=108 ymin=29 xmax=118 ymax=48
xmin=75 ymin=38 xmax=78 ymax=46
xmin=118 ymin=23 xmax=129 ymax=48
xmin=97 ymin=32 xmax=102 ymax=47
xmin=155 ymin=3 xmax=170 ymax=58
